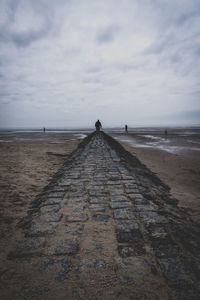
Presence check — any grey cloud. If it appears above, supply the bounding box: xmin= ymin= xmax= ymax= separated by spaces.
xmin=2 ymin=0 xmax=19 ymax=24
xmin=117 ymin=63 xmax=139 ymax=72
xmin=195 ymin=47 xmax=200 ymax=56
xmin=145 ymin=33 xmax=175 ymax=55
xmin=166 ymin=110 xmax=200 ymax=121
xmin=0 ymin=91 xmax=8 ymax=97
xmin=9 ymin=24 xmax=50 ymax=47
xmin=82 ymin=77 xmax=102 ymax=84
xmin=189 ymin=90 xmax=200 ymax=96
xmin=0 ymin=90 xmax=21 ymax=101
xmin=1 ymin=100 xmax=11 ymax=105
xmin=170 ymin=54 xmax=182 ymax=64
xmin=143 ymin=28 xmax=200 ymax=78
xmin=176 ymin=10 xmax=200 ymax=26
xmin=0 ymin=0 xmax=199 ymax=127
xmin=87 ymin=66 xmax=102 ymax=73
xmin=97 ymin=25 xmax=120 ymax=44
xmin=88 ymin=88 xmax=102 ymax=94
xmin=0 ymin=0 xmax=56 ymax=47
xmin=0 ymin=54 xmax=10 ymax=66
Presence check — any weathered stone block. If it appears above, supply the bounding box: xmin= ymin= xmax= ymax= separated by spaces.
xmin=38 ymin=212 xmax=63 ymax=222
xmin=116 ymin=230 xmax=143 ymax=243
xmin=25 ymin=223 xmax=57 ymax=237
xmin=65 ymin=197 xmax=86 ymax=204
xmin=133 ymin=198 xmax=149 ymax=205
xmin=88 ymin=203 xmax=105 ymax=211
xmin=124 ymin=183 xmax=138 ymax=189
xmin=58 ymin=179 xmax=71 ymax=186
xmin=40 ymin=204 xmax=61 ymax=213
xmin=129 ymin=194 xmax=143 ymax=200
xmin=41 ymin=198 xmax=61 ymax=206
xmin=48 ymin=238 xmax=79 ymax=256
xmin=146 ymin=224 xmax=168 ymax=240
xmin=89 ymin=197 xmax=105 ymax=204
xmin=115 ymin=220 xmax=139 ymax=232
xmin=71 ymin=205 xmax=84 ymax=212
xmin=49 ymin=186 xmax=68 ymax=192
xmin=107 ymin=181 xmax=121 ymax=185
xmin=68 ymin=191 xmax=84 ymax=197
xmin=113 ymin=208 xmax=135 ymax=220
xmin=8 ymin=237 xmax=45 ymax=259
xmin=139 ymin=211 xmax=167 ymax=225
xmin=118 ymin=244 xmax=146 ymax=257
xmin=135 ymin=204 xmax=157 ymax=212
xmin=108 ymin=175 xmax=121 ymax=181
xmin=89 ymin=190 xmax=107 ymax=197
xmin=109 ymin=189 xmax=125 ymax=196
xmin=110 ymin=202 xmax=132 ymax=209
xmin=110 ymin=195 xmax=128 ymax=202
xmin=121 ymin=175 xmax=135 ymax=180
xmin=47 ymin=191 xmax=66 ymax=198
xmin=125 ymin=188 xmax=139 ymax=194
xmin=92 ymin=214 xmax=110 ymax=222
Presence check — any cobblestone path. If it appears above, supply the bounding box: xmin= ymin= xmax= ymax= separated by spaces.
xmin=3 ymin=132 xmax=200 ymax=299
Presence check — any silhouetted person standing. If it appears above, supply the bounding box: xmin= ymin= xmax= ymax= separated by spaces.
xmin=43 ymin=127 xmax=46 ymax=133
xmin=125 ymin=125 xmax=128 ymax=132
xmin=165 ymin=129 xmax=168 ymax=136
xmin=95 ymin=120 xmax=102 ymax=131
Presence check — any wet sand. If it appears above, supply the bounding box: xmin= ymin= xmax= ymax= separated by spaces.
xmin=111 ymin=131 xmax=200 ymax=224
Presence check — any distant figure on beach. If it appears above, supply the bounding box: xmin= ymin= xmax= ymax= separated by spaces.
xmin=95 ymin=120 xmax=102 ymax=131
xmin=43 ymin=127 xmax=46 ymax=133
xmin=125 ymin=125 xmax=128 ymax=132
xmin=165 ymin=129 xmax=168 ymax=136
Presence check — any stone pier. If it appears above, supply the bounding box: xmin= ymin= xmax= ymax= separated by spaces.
xmin=3 ymin=132 xmax=200 ymax=299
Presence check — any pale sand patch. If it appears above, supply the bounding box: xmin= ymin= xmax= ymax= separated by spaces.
xmin=0 ymin=141 xmax=79 ymax=256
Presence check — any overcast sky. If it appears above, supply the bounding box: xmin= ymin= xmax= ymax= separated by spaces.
xmin=0 ymin=0 xmax=200 ymax=128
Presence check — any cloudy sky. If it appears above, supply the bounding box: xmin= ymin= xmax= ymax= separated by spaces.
xmin=0 ymin=0 xmax=200 ymax=128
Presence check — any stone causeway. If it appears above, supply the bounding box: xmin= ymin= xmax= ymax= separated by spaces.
xmin=5 ymin=131 xmax=200 ymax=299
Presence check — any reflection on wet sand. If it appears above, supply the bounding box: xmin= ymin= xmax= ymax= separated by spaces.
xmin=0 ymin=130 xmax=89 ymax=143
xmin=114 ymin=131 xmax=200 ymax=154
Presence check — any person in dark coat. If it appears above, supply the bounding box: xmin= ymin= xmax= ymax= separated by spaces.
xmin=95 ymin=120 xmax=102 ymax=131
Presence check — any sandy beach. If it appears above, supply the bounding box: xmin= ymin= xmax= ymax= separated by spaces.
xmin=0 ymin=133 xmax=81 ymax=265
xmin=0 ymin=128 xmax=199 ymax=299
